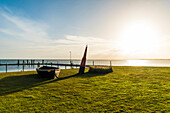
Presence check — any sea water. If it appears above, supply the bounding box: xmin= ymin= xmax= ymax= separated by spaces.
xmin=0 ymin=59 xmax=170 ymax=72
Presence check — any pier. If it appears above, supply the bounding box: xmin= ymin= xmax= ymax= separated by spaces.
xmin=0 ymin=60 xmax=112 ymax=73
xmin=0 ymin=63 xmax=80 ymax=72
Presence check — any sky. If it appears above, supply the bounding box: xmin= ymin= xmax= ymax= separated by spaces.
xmin=0 ymin=0 xmax=170 ymax=59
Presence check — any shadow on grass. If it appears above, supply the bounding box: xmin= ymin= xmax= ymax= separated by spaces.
xmin=58 ymin=71 xmax=109 ymax=80
xmin=0 ymin=72 xmax=108 ymax=96
xmin=0 ymin=74 xmax=49 ymax=96
xmin=74 ymin=72 xmax=109 ymax=78
xmin=0 ymin=73 xmax=79 ymax=96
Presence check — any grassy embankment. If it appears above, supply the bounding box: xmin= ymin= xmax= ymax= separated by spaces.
xmin=0 ymin=67 xmax=169 ymax=112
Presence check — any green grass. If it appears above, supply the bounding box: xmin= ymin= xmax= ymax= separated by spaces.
xmin=0 ymin=67 xmax=169 ymax=112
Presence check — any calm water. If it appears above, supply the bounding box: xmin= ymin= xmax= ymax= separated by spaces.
xmin=0 ymin=59 xmax=170 ymax=72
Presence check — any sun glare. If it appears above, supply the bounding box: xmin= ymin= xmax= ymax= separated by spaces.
xmin=127 ymin=60 xmax=148 ymax=66
xmin=117 ymin=21 xmax=159 ymax=54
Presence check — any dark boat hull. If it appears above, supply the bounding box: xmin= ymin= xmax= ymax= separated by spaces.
xmin=36 ymin=66 xmax=60 ymax=79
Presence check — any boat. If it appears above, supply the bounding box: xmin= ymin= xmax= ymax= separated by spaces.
xmin=36 ymin=66 xmax=60 ymax=79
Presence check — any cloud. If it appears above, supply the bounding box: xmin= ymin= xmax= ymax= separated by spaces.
xmin=0 ymin=7 xmax=52 ymax=46
xmin=0 ymin=6 xmax=122 ymax=59
xmin=55 ymin=35 xmax=109 ymax=45
xmin=0 ymin=7 xmax=111 ymax=47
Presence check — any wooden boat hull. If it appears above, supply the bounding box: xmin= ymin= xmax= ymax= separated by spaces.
xmin=36 ymin=66 xmax=60 ymax=79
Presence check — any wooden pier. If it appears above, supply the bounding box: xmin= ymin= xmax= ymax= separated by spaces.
xmin=0 ymin=60 xmax=112 ymax=73
xmin=0 ymin=63 xmax=89 ymax=73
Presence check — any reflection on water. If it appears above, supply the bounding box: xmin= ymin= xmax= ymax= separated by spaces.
xmin=127 ymin=60 xmax=148 ymax=66
xmin=125 ymin=60 xmax=170 ymax=67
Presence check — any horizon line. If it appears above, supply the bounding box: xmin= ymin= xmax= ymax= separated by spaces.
xmin=0 ymin=58 xmax=170 ymax=60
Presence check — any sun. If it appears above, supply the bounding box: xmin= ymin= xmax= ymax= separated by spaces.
xmin=117 ymin=21 xmax=159 ymax=54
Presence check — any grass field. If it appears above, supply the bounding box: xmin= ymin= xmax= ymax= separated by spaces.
xmin=0 ymin=67 xmax=169 ymax=112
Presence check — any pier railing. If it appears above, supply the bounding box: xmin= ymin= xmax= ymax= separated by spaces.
xmin=0 ymin=60 xmax=113 ymax=73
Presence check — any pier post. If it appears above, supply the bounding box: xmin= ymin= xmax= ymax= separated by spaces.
xmin=51 ymin=62 xmax=52 ymax=67
xmin=38 ymin=62 xmax=40 ymax=67
xmin=42 ymin=60 xmax=44 ymax=65
xmin=110 ymin=61 xmax=112 ymax=67
xmin=93 ymin=61 xmax=94 ymax=66
xmin=65 ymin=65 xmax=66 ymax=69
xmin=23 ymin=60 xmax=25 ymax=72
xmin=23 ymin=63 xmax=24 ymax=72
xmin=18 ymin=60 xmax=19 ymax=66
xmin=71 ymin=62 xmax=73 ymax=69
xmin=6 ymin=63 xmax=8 ymax=73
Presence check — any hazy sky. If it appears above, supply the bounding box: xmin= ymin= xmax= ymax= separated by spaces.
xmin=0 ymin=0 xmax=170 ymax=59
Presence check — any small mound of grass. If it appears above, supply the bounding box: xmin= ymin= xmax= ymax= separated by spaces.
xmin=88 ymin=65 xmax=113 ymax=73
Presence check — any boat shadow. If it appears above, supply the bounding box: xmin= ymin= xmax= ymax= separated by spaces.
xmin=0 ymin=72 xmax=108 ymax=96
xmin=58 ymin=71 xmax=108 ymax=79
xmin=0 ymin=74 xmax=51 ymax=96
xmin=0 ymin=73 xmax=79 ymax=96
